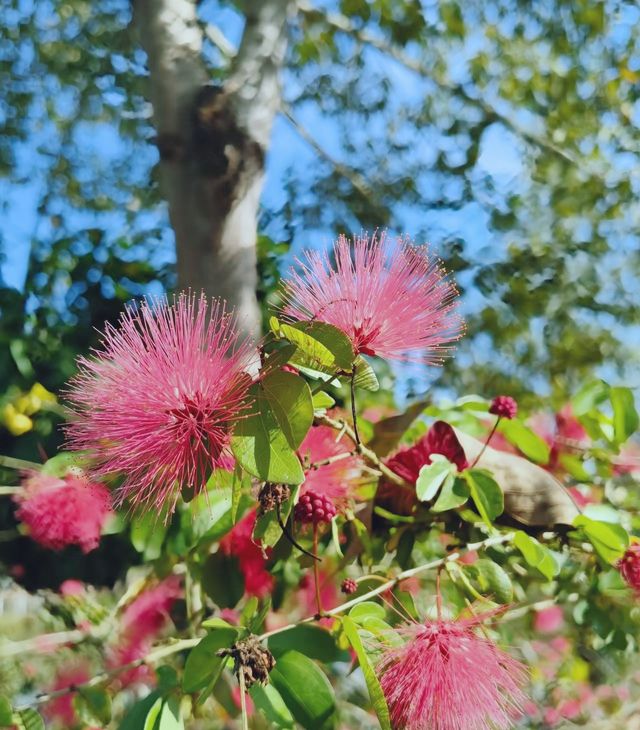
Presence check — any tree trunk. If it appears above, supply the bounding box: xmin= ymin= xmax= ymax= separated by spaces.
xmin=133 ymin=0 xmax=291 ymax=337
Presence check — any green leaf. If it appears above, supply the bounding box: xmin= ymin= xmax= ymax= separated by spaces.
xmin=201 ymin=551 xmax=245 ymax=608
xmin=143 ymin=697 xmax=163 ymax=730
xmin=250 ymin=683 xmax=296 ymax=729
xmin=130 ymin=512 xmax=168 ymax=560
xmin=269 ymin=650 xmax=336 ymax=730
xmin=574 ymin=516 xmax=629 ymax=564
xmin=348 ymin=601 xmax=386 ymax=623
xmin=261 ymin=369 xmax=314 ymax=449
xmin=572 ymin=379 xmax=610 ymax=416
xmin=415 ymin=458 xmax=455 ymax=502
xmin=11 ymin=709 xmax=44 ymax=730
xmin=0 ymin=696 xmax=12 ymax=726
xmin=464 ymin=469 xmax=504 ymax=526
xmin=312 ymin=391 xmax=336 ymax=413
xmin=253 ymin=485 xmax=300 ymax=549
xmin=271 ymin=319 xmax=355 ymax=375
xmin=342 ymin=617 xmax=392 ymax=730
xmin=269 ymin=625 xmax=348 ymax=663
xmin=432 ymin=476 xmax=469 ymax=511
xmin=610 ymin=386 xmax=639 ymax=444
xmin=75 ymin=687 xmax=112 ymax=725
xmin=353 ymin=355 xmax=379 ymax=391
xmin=473 ymin=559 xmax=513 ymax=603
xmin=498 ymin=419 xmax=550 ymax=464
xmin=513 ymin=531 xmax=557 ymax=580
xmin=231 ymin=382 xmax=304 ymax=485
xmin=118 ymin=692 xmax=161 ymax=730
xmin=183 ymin=628 xmax=239 ymax=693
xmin=158 ymin=697 xmax=184 ymax=730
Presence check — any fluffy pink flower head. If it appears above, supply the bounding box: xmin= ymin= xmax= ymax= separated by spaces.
xmin=64 ymin=293 xmax=255 ymax=515
xmin=281 ymin=232 xmax=463 ymax=363
xmin=377 ymin=610 xmax=528 ymax=730
xmin=377 ymin=421 xmax=468 ymax=515
xmin=14 ymin=473 xmax=111 ymax=553
xmin=298 ymin=424 xmax=361 ymax=506
xmin=618 ymin=543 xmax=640 ymax=593
xmin=220 ymin=510 xmax=274 ymax=598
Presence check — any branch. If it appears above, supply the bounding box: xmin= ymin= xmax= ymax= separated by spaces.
xmin=14 ymin=638 xmax=200 ymax=710
xmin=315 ymin=414 xmax=412 ymax=489
xmin=260 ymin=531 xmax=515 ymax=638
xmin=133 ymin=0 xmax=207 ymax=136
xmin=17 ymin=533 xmax=513 ymax=709
xmin=227 ymin=0 xmax=293 ymax=148
xmin=296 ymin=0 xmax=580 ymax=168
xmin=0 ymin=455 xmax=42 ymax=471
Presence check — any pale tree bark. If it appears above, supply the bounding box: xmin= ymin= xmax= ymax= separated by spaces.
xmin=133 ymin=0 xmax=291 ymax=337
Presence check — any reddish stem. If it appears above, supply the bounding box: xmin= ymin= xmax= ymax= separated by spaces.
xmin=313 ymin=524 xmax=323 ymax=617
xmin=470 ymin=416 xmax=501 ymax=468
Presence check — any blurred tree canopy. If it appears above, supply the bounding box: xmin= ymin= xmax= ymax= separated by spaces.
xmin=1 ymin=0 xmax=639 ymax=411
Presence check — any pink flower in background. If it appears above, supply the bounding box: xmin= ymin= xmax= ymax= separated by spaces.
xmin=44 ymin=663 xmax=91 ymax=727
xmin=618 ymin=544 xmax=640 ymax=593
xmin=220 ymin=510 xmax=273 ymax=598
xmin=533 ymin=605 xmax=564 ymax=633
xmin=59 ymin=579 xmax=85 ymax=597
xmin=14 ymin=473 xmax=111 ymax=553
xmin=298 ymin=424 xmax=361 ymax=507
xmin=377 ymin=611 xmax=527 ymax=730
xmin=65 ymin=293 xmax=255 ymax=516
xmin=377 ymin=421 xmax=468 ymax=515
xmin=281 ymin=232 xmax=463 ymax=364
xmin=108 ymin=576 xmax=182 ymax=686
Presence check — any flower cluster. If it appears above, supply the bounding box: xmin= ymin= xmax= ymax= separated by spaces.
xmin=377 ymin=611 xmax=527 ymax=730
xmin=14 ymin=472 xmax=111 ymax=553
xmin=281 ymin=232 xmax=463 ymax=364
xmin=64 ymin=293 xmax=255 ymax=516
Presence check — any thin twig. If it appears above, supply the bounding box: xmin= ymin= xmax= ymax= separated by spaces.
xmin=470 ymin=416 xmax=501 ymax=469
xmin=350 ymin=366 xmax=361 ymax=447
xmin=276 ymin=501 xmax=320 ymax=561
xmin=0 ymin=455 xmax=42 ymax=471
xmin=312 ymin=524 xmax=323 ymax=616
xmin=238 ymin=669 xmax=249 ymax=730
xmin=315 ymin=414 xmax=412 ymax=489
xmin=0 ymin=486 xmax=20 ymax=496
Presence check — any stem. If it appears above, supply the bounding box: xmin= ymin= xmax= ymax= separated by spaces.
xmin=0 ymin=455 xmax=42 ymax=471
xmin=309 ymin=450 xmax=356 ymax=470
xmin=276 ymin=501 xmax=320 ymax=561
xmin=315 ymin=414 xmax=412 ymax=489
xmin=238 ymin=670 xmax=249 ymax=730
xmin=313 ymin=523 xmax=323 ymax=616
xmin=0 ymin=486 xmax=20 ymax=496
xmin=15 ymin=637 xmax=200 ymax=709
xmin=436 ymin=566 xmax=443 ymax=620
xmin=350 ymin=366 xmax=361 ymax=446
xmin=260 ymin=532 xmax=515 ymax=640
xmin=17 ymin=534 xmax=515 ymax=710
xmin=470 ymin=417 xmax=501 ymax=468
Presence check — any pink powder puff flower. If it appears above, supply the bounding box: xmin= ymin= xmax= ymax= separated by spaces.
xmin=64 ymin=293 xmax=255 ymax=516
xmin=44 ymin=663 xmax=91 ymax=727
xmin=14 ymin=473 xmax=111 ymax=553
xmin=377 ymin=610 xmax=528 ymax=730
xmin=618 ymin=543 xmax=640 ymax=593
xmin=533 ymin=605 xmax=564 ymax=633
xmin=107 ymin=576 xmax=182 ymax=686
xmin=281 ymin=232 xmax=463 ymax=364
xmin=377 ymin=421 xmax=468 ymax=515
xmin=220 ymin=510 xmax=274 ymax=598
xmin=297 ymin=424 xmax=361 ymax=507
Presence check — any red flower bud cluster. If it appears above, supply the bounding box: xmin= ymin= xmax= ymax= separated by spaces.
xmin=489 ymin=395 xmax=518 ymax=420
xmin=341 ymin=578 xmax=358 ymax=595
xmin=294 ymin=490 xmax=337 ymax=525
